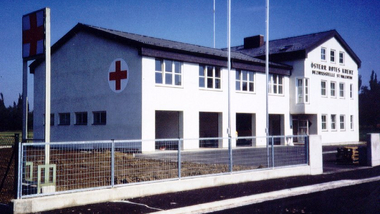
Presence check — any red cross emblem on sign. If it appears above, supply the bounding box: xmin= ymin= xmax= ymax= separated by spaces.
xmin=108 ymin=59 xmax=129 ymax=93
xmin=22 ymin=9 xmax=45 ymax=59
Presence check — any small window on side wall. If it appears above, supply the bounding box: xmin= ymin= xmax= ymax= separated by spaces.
xmin=93 ymin=111 xmax=106 ymax=125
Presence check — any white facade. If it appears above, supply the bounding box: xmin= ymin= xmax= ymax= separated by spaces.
xmin=32 ymin=24 xmax=360 ymax=151
xmin=287 ymin=37 xmax=359 ymax=144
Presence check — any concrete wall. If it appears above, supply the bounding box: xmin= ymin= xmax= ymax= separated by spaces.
xmin=367 ymin=133 xmax=380 ymax=167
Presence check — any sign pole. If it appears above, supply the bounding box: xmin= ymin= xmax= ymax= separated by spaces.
xmin=44 ymin=8 xmax=51 ymax=165
xmin=22 ymin=60 xmax=28 ymax=142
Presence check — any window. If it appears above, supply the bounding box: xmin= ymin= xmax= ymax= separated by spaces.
xmin=350 ymin=84 xmax=353 ymax=99
xmin=236 ymin=70 xmax=255 ymax=92
xmin=350 ymin=115 xmax=354 ymax=130
xmin=330 ymin=82 xmax=336 ymax=97
xmin=321 ymin=80 xmax=327 ymax=97
xmin=59 ymin=113 xmax=70 ymax=125
xmin=155 ymin=59 xmax=182 ymax=86
xmin=297 ymin=78 xmax=309 ymax=103
xmin=50 ymin=114 xmax=54 ymax=126
xmin=330 ymin=50 xmax=335 ymax=62
xmin=199 ymin=65 xmax=221 ymax=89
xmin=321 ymin=48 xmax=326 ymax=60
xmin=339 ymin=52 xmax=344 ymax=64
xmin=339 ymin=83 xmax=345 ymax=98
xmin=321 ymin=114 xmax=327 ymax=131
xmin=340 ymin=115 xmax=345 ymax=130
xmin=93 ymin=111 xmax=106 ymax=125
xmin=269 ymin=74 xmax=283 ymax=95
xmin=331 ymin=114 xmax=336 ymax=130
xmin=75 ymin=112 xmax=88 ymax=125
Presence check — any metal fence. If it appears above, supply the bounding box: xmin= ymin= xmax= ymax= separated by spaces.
xmin=17 ymin=135 xmax=308 ymax=199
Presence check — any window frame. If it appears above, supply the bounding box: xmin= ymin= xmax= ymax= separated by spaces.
xmin=93 ymin=111 xmax=106 ymax=125
xmin=321 ymin=47 xmax=326 ymax=61
xmin=75 ymin=112 xmax=88 ymax=125
xmin=330 ymin=81 xmax=336 ymax=98
xmin=339 ymin=51 xmax=345 ymax=64
xmin=199 ymin=65 xmax=222 ymax=90
xmin=59 ymin=113 xmax=70 ymax=126
xmin=330 ymin=49 xmax=336 ymax=63
xmin=236 ymin=70 xmax=255 ymax=93
xmin=155 ymin=58 xmax=182 ymax=86
xmin=269 ymin=74 xmax=284 ymax=95
xmin=321 ymin=80 xmax=327 ymax=97
xmin=321 ymin=114 xmax=328 ymax=131
xmin=340 ymin=115 xmax=345 ymax=130
xmin=350 ymin=84 xmax=353 ymax=99
xmin=339 ymin=82 xmax=345 ymax=98
xmin=331 ymin=114 xmax=336 ymax=131
xmin=350 ymin=115 xmax=354 ymax=130
xmin=296 ymin=78 xmax=309 ymax=104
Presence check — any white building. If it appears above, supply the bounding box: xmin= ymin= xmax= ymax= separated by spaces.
xmin=31 ymin=24 xmax=361 ymax=151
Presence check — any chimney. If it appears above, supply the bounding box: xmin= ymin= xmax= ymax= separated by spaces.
xmin=244 ymin=35 xmax=264 ymax=49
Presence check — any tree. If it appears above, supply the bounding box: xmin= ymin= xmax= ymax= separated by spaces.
xmin=0 ymin=93 xmax=32 ymax=132
xmin=359 ymin=70 xmax=380 ymax=128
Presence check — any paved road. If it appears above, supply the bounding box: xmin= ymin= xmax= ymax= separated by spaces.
xmin=212 ymin=180 xmax=380 ymax=214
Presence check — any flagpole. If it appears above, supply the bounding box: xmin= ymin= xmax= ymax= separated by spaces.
xmin=265 ymin=0 xmax=269 ymax=138
xmin=213 ymin=0 xmax=216 ymax=48
xmin=44 ymin=8 xmax=51 ymax=165
xmin=227 ymin=0 xmax=232 ymax=172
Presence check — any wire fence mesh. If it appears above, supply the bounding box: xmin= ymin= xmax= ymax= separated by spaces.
xmin=18 ymin=136 xmax=309 ymax=199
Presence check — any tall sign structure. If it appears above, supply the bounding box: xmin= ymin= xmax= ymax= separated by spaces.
xmin=22 ymin=8 xmax=51 ymax=163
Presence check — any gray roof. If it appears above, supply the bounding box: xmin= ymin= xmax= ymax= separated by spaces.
xmin=233 ymin=30 xmax=361 ymax=68
xmin=30 ymin=23 xmax=291 ymax=73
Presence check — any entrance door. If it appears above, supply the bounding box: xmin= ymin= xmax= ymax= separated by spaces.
xmin=292 ymin=119 xmax=309 ymax=143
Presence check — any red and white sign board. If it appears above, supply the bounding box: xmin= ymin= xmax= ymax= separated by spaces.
xmin=108 ymin=58 xmax=129 ymax=93
xmin=22 ymin=8 xmax=45 ymax=59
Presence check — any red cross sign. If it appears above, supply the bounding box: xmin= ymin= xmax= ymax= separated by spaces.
xmin=22 ymin=9 xmax=45 ymax=59
xmin=108 ymin=59 xmax=129 ymax=93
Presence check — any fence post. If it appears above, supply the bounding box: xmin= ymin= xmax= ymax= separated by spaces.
xmin=229 ymin=137 xmax=233 ymax=172
xmin=178 ymin=139 xmax=182 ymax=179
xmin=111 ymin=139 xmax=115 ymax=187
xmin=305 ymin=136 xmax=309 ymax=165
xmin=13 ymin=134 xmax=20 ymax=199
xmin=271 ymin=136 xmax=275 ymax=168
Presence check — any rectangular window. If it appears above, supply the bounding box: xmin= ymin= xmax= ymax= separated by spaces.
xmin=297 ymin=78 xmax=309 ymax=103
xmin=199 ymin=65 xmax=221 ymax=89
xmin=350 ymin=84 xmax=353 ymax=99
xmin=321 ymin=114 xmax=327 ymax=131
xmin=340 ymin=115 xmax=345 ymax=130
xmin=236 ymin=70 xmax=255 ymax=92
xmin=331 ymin=114 xmax=336 ymax=130
xmin=350 ymin=115 xmax=354 ymax=130
xmin=339 ymin=83 xmax=345 ymax=98
xmin=59 ymin=113 xmax=70 ymax=125
xmin=269 ymin=74 xmax=283 ymax=95
xmin=339 ymin=52 xmax=344 ymax=64
xmin=155 ymin=58 xmax=182 ymax=86
xmin=93 ymin=111 xmax=106 ymax=125
xmin=330 ymin=82 xmax=336 ymax=97
xmin=321 ymin=48 xmax=326 ymax=60
xmin=330 ymin=50 xmax=335 ymax=62
xmin=75 ymin=112 xmax=88 ymax=125
xmin=321 ymin=80 xmax=327 ymax=97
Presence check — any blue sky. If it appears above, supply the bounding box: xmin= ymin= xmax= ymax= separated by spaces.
xmin=0 ymin=0 xmax=379 ymax=107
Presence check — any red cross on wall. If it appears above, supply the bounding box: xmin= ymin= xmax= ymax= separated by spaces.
xmin=109 ymin=60 xmax=128 ymax=91
xmin=22 ymin=11 xmax=44 ymax=58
